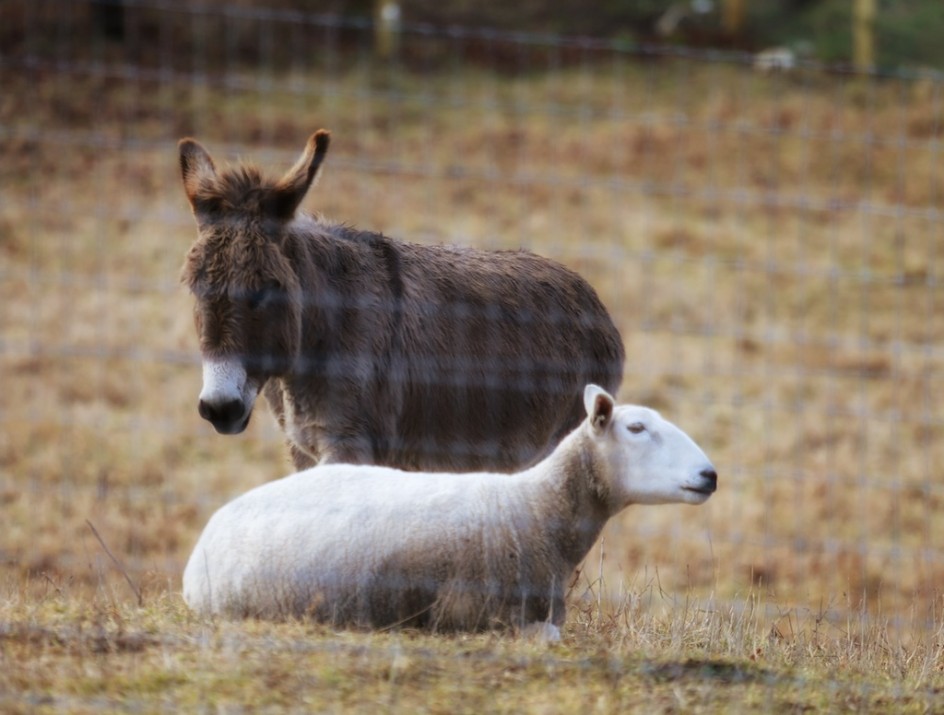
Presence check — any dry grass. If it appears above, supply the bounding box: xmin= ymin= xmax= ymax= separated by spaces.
xmin=3 ymin=31 xmax=944 ymax=709
xmin=2 ymin=572 xmax=944 ymax=713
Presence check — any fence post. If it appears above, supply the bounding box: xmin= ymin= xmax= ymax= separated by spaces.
xmin=721 ymin=0 xmax=745 ymax=40
xmin=852 ymin=0 xmax=876 ymax=71
xmin=374 ymin=0 xmax=401 ymax=60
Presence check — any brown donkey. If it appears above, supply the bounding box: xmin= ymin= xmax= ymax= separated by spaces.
xmin=178 ymin=130 xmax=625 ymax=472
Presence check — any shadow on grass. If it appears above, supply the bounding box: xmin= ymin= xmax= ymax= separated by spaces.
xmin=641 ymin=657 xmax=776 ymax=686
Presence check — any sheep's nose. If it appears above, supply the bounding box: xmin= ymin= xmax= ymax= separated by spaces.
xmin=699 ymin=468 xmax=718 ymax=492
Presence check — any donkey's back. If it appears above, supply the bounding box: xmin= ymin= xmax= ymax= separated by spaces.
xmin=380 ymin=238 xmax=624 ymax=471
xmin=312 ymin=227 xmax=625 ymax=470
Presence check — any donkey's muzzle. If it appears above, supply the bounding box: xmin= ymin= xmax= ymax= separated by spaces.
xmin=198 ymin=397 xmax=251 ymax=434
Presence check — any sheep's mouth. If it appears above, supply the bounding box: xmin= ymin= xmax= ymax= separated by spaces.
xmin=683 ymin=485 xmax=716 ymax=496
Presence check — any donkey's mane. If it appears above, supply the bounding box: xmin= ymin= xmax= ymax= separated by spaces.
xmin=192 ymin=163 xmax=284 ymax=216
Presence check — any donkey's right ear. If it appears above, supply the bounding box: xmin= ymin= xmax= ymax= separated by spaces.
xmin=178 ymin=138 xmax=217 ymax=208
xmin=269 ymin=130 xmax=331 ymax=219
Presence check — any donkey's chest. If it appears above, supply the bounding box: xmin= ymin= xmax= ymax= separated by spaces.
xmin=272 ymin=385 xmax=328 ymax=462
xmin=285 ymin=417 xmax=325 ymax=462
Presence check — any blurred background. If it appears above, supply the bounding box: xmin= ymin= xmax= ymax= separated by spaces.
xmin=2 ymin=0 xmax=943 ymax=634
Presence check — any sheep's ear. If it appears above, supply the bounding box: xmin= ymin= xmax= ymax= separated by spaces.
xmin=269 ymin=129 xmax=331 ymax=219
xmin=178 ymin=138 xmax=217 ymax=209
xmin=584 ymin=384 xmax=614 ymax=432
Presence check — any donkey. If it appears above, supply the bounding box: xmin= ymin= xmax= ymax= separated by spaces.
xmin=178 ymin=130 xmax=625 ymax=472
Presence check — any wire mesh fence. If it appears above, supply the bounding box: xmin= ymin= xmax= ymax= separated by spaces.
xmin=2 ymin=0 xmax=944 ymax=643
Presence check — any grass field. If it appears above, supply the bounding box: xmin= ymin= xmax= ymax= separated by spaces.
xmin=3 ymin=16 xmax=944 ymax=710
xmin=4 ymin=588 xmax=944 ymax=713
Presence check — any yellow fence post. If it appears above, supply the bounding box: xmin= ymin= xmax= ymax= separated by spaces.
xmin=852 ymin=0 xmax=876 ymax=71
xmin=722 ymin=0 xmax=745 ymax=39
xmin=374 ymin=0 xmax=401 ymax=60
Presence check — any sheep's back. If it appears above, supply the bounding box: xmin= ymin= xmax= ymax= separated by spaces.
xmin=182 ymin=465 xmax=541 ymax=622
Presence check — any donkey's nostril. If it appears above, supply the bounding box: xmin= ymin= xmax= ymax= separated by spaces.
xmin=199 ymin=397 xmax=245 ymax=426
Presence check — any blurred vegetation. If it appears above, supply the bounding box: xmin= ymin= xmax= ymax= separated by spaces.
xmin=746 ymin=0 xmax=944 ymax=69
xmin=2 ymin=0 xmax=944 ymax=72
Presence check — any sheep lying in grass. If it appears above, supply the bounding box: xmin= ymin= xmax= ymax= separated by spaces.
xmin=183 ymin=385 xmax=717 ymax=640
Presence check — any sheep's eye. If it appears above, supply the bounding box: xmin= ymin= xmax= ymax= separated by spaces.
xmin=627 ymin=422 xmax=646 ymax=435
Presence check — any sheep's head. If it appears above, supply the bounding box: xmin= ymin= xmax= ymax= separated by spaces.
xmin=583 ymin=384 xmax=717 ymax=508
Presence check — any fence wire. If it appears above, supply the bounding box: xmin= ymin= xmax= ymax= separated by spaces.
xmin=2 ymin=0 xmax=944 ymax=646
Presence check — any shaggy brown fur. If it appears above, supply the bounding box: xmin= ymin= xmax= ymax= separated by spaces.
xmin=179 ymin=130 xmax=625 ymax=472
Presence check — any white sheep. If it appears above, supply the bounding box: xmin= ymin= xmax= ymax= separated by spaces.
xmin=183 ymin=384 xmax=717 ymax=640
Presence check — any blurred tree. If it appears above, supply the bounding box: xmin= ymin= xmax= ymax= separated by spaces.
xmin=746 ymin=0 xmax=944 ymax=70
xmin=91 ymin=0 xmax=125 ymax=41
xmin=4 ymin=0 xmax=943 ymax=72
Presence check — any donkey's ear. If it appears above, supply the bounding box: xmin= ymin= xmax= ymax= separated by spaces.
xmin=269 ymin=130 xmax=331 ymax=219
xmin=584 ymin=384 xmax=614 ymax=432
xmin=179 ymin=138 xmax=218 ymax=208
xmin=177 ymin=138 xmax=216 ymax=206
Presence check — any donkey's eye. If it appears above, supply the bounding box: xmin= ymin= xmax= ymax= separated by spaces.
xmin=247 ymin=287 xmax=269 ymax=310
xmin=627 ymin=422 xmax=646 ymax=435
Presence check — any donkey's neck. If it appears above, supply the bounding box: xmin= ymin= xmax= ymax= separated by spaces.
xmin=286 ymin=215 xmax=356 ymax=275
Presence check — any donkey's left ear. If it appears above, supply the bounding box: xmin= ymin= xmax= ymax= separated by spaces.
xmin=583 ymin=384 xmax=614 ymax=432
xmin=270 ymin=130 xmax=331 ymax=219
xmin=179 ymin=138 xmax=217 ymax=208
